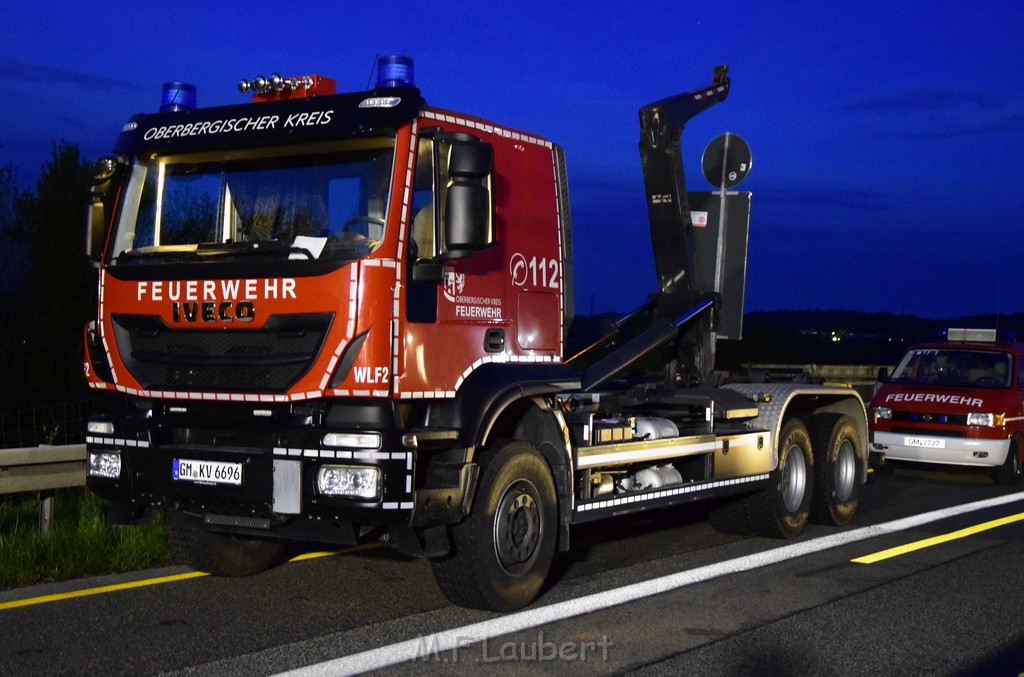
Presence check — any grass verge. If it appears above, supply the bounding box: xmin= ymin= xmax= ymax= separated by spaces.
xmin=0 ymin=490 xmax=174 ymax=590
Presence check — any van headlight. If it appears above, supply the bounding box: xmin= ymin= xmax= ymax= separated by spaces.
xmin=967 ymin=413 xmax=1003 ymax=427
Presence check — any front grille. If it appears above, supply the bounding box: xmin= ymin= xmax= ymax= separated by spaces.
xmin=112 ymin=313 xmax=333 ymax=392
xmin=892 ymin=411 xmax=968 ymax=425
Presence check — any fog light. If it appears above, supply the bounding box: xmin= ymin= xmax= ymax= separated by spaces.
xmin=317 ymin=465 xmax=379 ymax=499
xmin=87 ymin=420 xmax=115 ymax=435
xmin=88 ymin=451 xmax=122 ymax=479
xmin=322 ymin=432 xmax=381 ymax=449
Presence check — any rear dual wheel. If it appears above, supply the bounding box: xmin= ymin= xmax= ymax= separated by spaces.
xmin=809 ymin=414 xmax=862 ymax=526
xmin=745 ymin=418 xmax=814 ymax=539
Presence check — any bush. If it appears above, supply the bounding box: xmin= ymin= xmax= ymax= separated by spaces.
xmin=0 ymin=490 xmax=174 ymax=589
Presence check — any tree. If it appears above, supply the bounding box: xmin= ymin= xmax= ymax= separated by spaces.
xmin=2 ymin=142 xmax=93 ymax=409
xmin=0 ymin=162 xmax=25 ymax=409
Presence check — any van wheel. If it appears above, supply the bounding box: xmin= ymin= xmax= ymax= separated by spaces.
xmin=431 ymin=440 xmax=557 ymax=611
xmin=745 ymin=418 xmax=813 ymax=539
xmin=164 ymin=511 xmax=286 ymax=577
xmin=995 ymin=440 xmax=1022 ymax=488
xmin=809 ymin=414 xmax=862 ymax=526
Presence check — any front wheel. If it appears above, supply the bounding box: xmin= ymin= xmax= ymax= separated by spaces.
xmin=995 ymin=440 xmax=1022 ymax=488
xmin=745 ymin=418 xmax=813 ymax=539
xmin=164 ymin=511 xmax=286 ymax=577
xmin=431 ymin=440 xmax=557 ymax=611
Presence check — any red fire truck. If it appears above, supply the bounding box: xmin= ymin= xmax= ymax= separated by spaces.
xmin=870 ymin=328 xmax=1024 ymax=486
xmin=84 ymin=57 xmax=868 ymax=611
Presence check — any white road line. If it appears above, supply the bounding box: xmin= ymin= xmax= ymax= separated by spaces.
xmin=276 ymin=492 xmax=1024 ymax=677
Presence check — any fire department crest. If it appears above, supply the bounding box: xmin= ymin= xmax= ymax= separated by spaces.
xmin=442 ymin=268 xmax=465 ymax=302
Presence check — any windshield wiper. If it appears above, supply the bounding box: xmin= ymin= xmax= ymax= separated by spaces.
xmin=115 ymin=240 xmax=316 ymax=263
xmin=114 ymin=249 xmax=200 ymax=263
xmin=197 ymin=241 xmax=314 ymax=259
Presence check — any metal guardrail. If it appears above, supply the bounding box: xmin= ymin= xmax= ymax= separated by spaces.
xmin=0 ymin=444 xmax=87 ymax=534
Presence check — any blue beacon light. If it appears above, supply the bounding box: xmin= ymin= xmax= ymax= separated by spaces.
xmin=375 ymin=55 xmax=414 ymax=88
xmin=160 ymin=82 xmax=197 ymax=112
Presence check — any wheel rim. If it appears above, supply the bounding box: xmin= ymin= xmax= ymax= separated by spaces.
xmin=493 ymin=480 xmax=542 ymax=575
xmin=834 ymin=439 xmax=857 ymax=502
xmin=781 ymin=443 xmax=808 ymax=513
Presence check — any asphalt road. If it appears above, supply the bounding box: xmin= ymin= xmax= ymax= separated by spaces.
xmin=2 ymin=464 xmax=1023 ymax=676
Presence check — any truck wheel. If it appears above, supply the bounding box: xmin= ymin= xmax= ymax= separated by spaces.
xmin=809 ymin=414 xmax=862 ymax=526
xmin=994 ymin=440 xmax=1022 ymax=488
xmin=164 ymin=511 xmax=286 ymax=577
xmin=745 ymin=418 xmax=812 ymax=539
xmin=431 ymin=440 xmax=557 ymax=611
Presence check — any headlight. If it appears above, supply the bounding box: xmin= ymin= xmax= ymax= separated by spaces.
xmin=87 ymin=451 xmax=122 ymax=479
xmin=322 ymin=432 xmax=381 ymax=449
xmin=967 ymin=413 xmax=1004 ymax=427
xmin=317 ymin=465 xmax=380 ymax=499
xmin=873 ymin=407 xmax=892 ymax=422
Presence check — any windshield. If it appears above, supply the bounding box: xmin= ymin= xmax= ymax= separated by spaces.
xmin=109 ymin=138 xmax=396 ymax=262
xmin=890 ymin=348 xmax=1013 ymax=388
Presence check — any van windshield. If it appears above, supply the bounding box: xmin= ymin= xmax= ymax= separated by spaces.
xmin=890 ymin=348 xmax=1013 ymax=388
xmin=109 ymin=138 xmax=395 ymax=263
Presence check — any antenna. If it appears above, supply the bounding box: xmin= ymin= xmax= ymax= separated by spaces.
xmin=365 ymin=53 xmax=380 ymax=90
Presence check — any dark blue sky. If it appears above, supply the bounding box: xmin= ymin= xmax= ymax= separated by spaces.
xmin=1 ymin=1 xmax=1022 ymax=319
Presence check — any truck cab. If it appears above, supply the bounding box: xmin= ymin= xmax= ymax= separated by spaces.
xmin=870 ymin=328 xmax=1024 ymax=485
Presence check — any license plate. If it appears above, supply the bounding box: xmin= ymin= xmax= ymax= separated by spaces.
xmin=172 ymin=458 xmax=243 ymax=485
xmin=905 ymin=436 xmax=945 ymax=449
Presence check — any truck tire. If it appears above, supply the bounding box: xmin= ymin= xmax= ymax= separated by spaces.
xmin=431 ymin=440 xmax=557 ymax=611
xmin=164 ymin=511 xmax=286 ymax=577
xmin=994 ymin=440 xmax=1022 ymax=488
xmin=809 ymin=414 xmax=862 ymax=526
xmin=745 ymin=418 xmax=812 ymax=539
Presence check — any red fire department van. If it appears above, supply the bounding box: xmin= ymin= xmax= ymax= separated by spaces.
xmin=870 ymin=328 xmax=1024 ymax=486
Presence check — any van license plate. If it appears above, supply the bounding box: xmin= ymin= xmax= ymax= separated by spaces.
xmin=905 ymin=437 xmax=944 ymax=449
xmin=172 ymin=458 xmax=243 ymax=485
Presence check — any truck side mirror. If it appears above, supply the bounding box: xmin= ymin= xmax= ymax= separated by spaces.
xmin=85 ymin=156 xmax=122 ymax=263
xmin=441 ymin=140 xmax=494 ymax=259
xmin=876 ymin=366 xmax=889 ymax=383
xmin=85 ymin=197 xmax=105 ymax=263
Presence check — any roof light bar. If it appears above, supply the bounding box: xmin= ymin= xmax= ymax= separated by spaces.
xmin=238 ymin=73 xmax=315 ymax=95
xmin=237 ymin=72 xmax=335 ymax=101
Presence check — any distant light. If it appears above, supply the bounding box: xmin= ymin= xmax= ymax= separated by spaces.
xmin=376 ymin=54 xmax=414 ymax=88
xmin=160 ymin=82 xmax=196 ymax=112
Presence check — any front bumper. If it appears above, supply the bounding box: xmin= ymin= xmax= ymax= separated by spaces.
xmin=870 ymin=430 xmax=1010 ymax=468
xmin=85 ymin=418 xmax=474 ymax=546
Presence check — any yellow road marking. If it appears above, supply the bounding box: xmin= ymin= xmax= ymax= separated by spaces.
xmin=288 ymin=542 xmax=385 ymax=562
xmin=0 ymin=542 xmax=386 ymax=611
xmin=0 ymin=571 xmax=209 ymax=611
xmin=852 ymin=511 xmax=1024 ymax=564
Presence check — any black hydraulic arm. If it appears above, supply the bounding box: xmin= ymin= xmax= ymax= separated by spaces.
xmin=638 ymin=65 xmax=730 ymax=321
